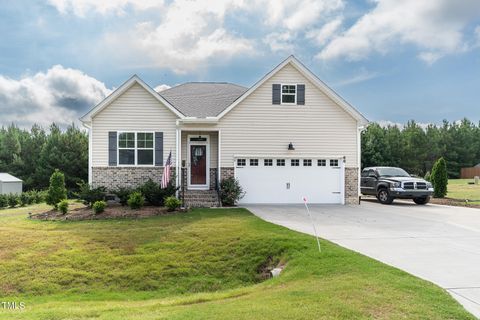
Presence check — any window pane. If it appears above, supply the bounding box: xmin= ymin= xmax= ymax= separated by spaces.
xmin=250 ymin=159 xmax=258 ymax=166
xmin=282 ymin=94 xmax=295 ymax=103
xmin=119 ymin=149 xmax=135 ymax=165
xmin=276 ymin=159 xmax=285 ymax=166
xmin=282 ymin=85 xmax=295 ymax=93
xmin=237 ymin=159 xmax=246 ymax=166
xmin=138 ymin=150 xmax=153 ymax=165
xmin=119 ymin=132 xmax=135 ymax=148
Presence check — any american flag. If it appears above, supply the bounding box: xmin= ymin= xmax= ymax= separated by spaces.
xmin=161 ymin=151 xmax=172 ymax=188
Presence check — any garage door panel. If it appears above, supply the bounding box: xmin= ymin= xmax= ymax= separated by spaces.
xmin=236 ymin=158 xmax=344 ymax=204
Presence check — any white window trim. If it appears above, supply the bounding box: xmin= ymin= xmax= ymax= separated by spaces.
xmin=117 ymin=131 xmax=155 ymax=167
xmin=280 ymin=84 xmax=297 ymax=105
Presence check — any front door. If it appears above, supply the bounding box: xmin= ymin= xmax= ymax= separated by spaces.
xmin=190 ymin=145 xmax=207 ymax=185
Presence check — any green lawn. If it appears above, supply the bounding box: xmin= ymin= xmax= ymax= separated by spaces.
xmin=448 ymin=179 xmax=480 ymax=202
xmin=0 ymin=204 xmax=474 ymax=319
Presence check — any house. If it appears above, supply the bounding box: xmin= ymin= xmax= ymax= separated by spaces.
xmin=80 ymin=56 xmax=368 ymax=206
xmin=0 ymin=173 xmax=22 ymax=195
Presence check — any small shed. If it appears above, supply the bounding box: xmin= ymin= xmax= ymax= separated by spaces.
xmin=0 ymin=173 xmax=23 ymax=195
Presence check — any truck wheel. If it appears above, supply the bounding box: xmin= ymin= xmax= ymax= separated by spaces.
xmin=377 ymin=188 xmax=394 ymax=204
xmin=413 ymin=196 xmax=430 ymax=205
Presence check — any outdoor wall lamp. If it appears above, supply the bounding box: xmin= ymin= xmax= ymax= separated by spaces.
xmin=288 ymin=142 xmax=295 ymax=150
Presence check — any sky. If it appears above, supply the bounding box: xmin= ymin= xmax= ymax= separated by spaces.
xmin=0 ymin=0 xmax=479 ymax=128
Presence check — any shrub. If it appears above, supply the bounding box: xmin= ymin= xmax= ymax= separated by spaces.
xmin=32 ymin=190 xmax=47 ymax=204
xmin=19 ymin=193 xmax=30 ymax=206
xmin=0 ymin=194 xmax=7 ymax=208
xmin=114 ymin=187 xmax=134 ymax=206
xmin=165 ymin=196 xmax=182 ymax=211
xmin=431 ymin=157 xmax=448 ymax=198
xmin=220 ymin=177 xmax=245 ymax=206
xmin=76 ymin=181 xmax=106 ymax=206
xmin=92 ymin=200 xmax=107 ymax=214
xmin=58 ymin=200 xmax=69 ymax=215
xmin=128 ymin=191 xmax=144 ymax=209
xmin=139 ymin=179 xmax=177 ymax=206
xmin=46 ymin=169 xmax=67 ymax=209
xmin=7 ymin=194 xmax=19 ymax=208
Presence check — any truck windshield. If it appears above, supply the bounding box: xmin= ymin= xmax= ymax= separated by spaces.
xmin=377 ymin=167 xmax=410 ymax=177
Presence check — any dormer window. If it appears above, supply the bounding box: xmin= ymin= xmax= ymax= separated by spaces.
xmin=281 ymin=85 xmax=296 ymax=104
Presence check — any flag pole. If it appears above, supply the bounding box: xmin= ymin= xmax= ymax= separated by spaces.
xmin=303 ymin=197 xmax=321 ymax=252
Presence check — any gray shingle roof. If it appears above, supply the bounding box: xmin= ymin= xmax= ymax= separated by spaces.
xmin=158 ymin=82 xmax=247 ymax=118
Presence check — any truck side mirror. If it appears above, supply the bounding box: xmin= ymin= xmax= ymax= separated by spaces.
xmin=368 ymin=172 xmax=377 ymax=178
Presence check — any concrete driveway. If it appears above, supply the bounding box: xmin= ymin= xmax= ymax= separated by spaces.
xmin=245 ymin=200 xmax=480 ymax=318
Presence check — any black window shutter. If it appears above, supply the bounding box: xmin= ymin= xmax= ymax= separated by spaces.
xmin=155 ymin=132 xmax=164 ymax=166
xmin=272 ymin=84 xmax=281 ymax=104
xmin=108 ymin=131 xmax=117 ymax=166
xmin=297 ymin=84 xmax=305 ymax=105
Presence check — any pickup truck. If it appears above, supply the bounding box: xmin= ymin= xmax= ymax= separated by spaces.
xmin=361 ymin=166 xmax=434 ymax=205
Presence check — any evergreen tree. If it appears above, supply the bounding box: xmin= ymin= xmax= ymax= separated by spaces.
xmin=46 ymin=169 xmax=67 ymax=209
xmin=431 ymin=157 xmax=448 ymax=198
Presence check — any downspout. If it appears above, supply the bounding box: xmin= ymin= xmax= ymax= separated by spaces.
xmin=82 ymin=122 xmax=93 ymax=185
xmin=357 ymin=125 xmax=366 ymax=203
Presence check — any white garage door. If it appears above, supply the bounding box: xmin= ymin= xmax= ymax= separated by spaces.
xmin=235 ymin=157 xmax=344 ymax=204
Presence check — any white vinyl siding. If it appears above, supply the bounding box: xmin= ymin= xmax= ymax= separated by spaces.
xmin=91 ymin=83 xmax=178 ymax=166
xmin=216 ymin=63 xmax=358 ymax=167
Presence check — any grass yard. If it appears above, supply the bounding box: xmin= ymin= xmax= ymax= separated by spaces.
xmin=447 ymin=179 xmax=480 ymax=202
xmin=0 ymin=203 xmax=474 ymax=319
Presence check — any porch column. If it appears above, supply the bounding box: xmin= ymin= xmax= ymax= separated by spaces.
xmin=176 ymin=128 xmax=181 ymax=195
xmin=218 ymin=129 xmax=221 ymax=187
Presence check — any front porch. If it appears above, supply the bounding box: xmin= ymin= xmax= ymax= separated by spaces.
xmin=177 ymin=129 xmax=221 ymax=207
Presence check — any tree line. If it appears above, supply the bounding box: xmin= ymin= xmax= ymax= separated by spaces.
xmin=362 ymin=119 xmax=480 ymax=178
xmin=0 ymin=123 xmax=87 ymax=191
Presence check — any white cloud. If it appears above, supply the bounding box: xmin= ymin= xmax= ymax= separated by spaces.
xmin=263 ymin=32 xmax=295 ymax=52
xmin=318 ymin=0 xmax=480 ymax=63
xmin=306 ymin=18 xmax=343 ymax=46
xmin=0 ymin=65 xmax=111 ymax=128
xmin=154 ymin=84 xmax=171 ymax=92
xmin=103 ymin=0 xmax=254 ymax=73
xmin=47 ymin=0 xmax=163 ymax=17
xmin=334 ymin=68 xmax=380 ymax=86
xmin=261 ymin=0 xmax=343 ymax=31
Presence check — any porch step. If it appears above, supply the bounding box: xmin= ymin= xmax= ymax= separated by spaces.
xmin=182 ymin=190 xmax=220 ymax=208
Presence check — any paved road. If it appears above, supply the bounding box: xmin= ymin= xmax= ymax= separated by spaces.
xmin=245 ymin=200 xmax=480 ymax=318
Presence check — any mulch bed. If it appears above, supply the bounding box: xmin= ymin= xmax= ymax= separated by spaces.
xmin=429 ymin=197 xmax=480 ymax=208
xmin=30 ymin=203 xmax=184 ymax=221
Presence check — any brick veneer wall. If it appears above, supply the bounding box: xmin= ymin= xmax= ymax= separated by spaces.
xmin=345 ymin=167 xmax=359 ymax=205
xmin=220 ymin=167 xmax=234 ymax=181
xmin=92 ymin=167 xmax=176 ymax=190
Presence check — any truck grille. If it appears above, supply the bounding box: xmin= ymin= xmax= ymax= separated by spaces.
xmin=416 ymin=182 xmax=427 ymax=190
xmin=403 ymin=182 xmax=427 ymax=190
xmin=403 ymin=182 xmax=414 ymax=189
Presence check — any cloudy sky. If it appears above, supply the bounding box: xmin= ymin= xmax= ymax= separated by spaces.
xmin=1 ymin=0 xmax=479 ymax=128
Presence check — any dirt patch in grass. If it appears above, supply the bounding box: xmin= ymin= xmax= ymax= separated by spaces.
xmin=30 ymin=203 xmax=183 ymax=221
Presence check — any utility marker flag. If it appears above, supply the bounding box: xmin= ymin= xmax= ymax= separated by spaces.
xmin=161 ymin=151 xmax=172 ymax=188
xmin=303 ymin=197 xmax=321 ymax=252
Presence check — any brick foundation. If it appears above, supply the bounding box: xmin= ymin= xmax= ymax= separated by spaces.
xmin=345 ymin=167 xmax=359 ymax=205
xmin=92 ymin=167 xmax=175 ymax=190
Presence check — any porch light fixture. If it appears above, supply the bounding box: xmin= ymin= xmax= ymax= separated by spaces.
xmin=288 ymin=142 xmax=295 ymax=150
